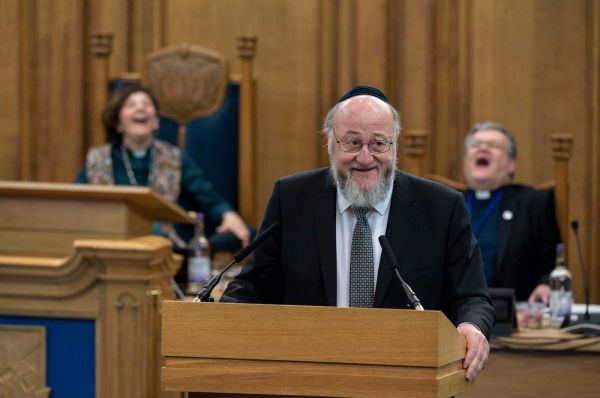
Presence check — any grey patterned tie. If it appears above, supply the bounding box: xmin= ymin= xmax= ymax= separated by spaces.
xmin=349 ymin=206 xmax=374 ymax=307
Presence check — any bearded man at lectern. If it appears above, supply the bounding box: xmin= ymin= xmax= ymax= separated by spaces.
xmin=221 ymin=86 xmax=495 ymax=381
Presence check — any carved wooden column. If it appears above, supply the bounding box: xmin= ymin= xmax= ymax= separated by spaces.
xmin=402 ymin=130 xmax=428 ymax=177
xmin=84 ymin=238 xmax=179 ymax=398
xmin=90 ymin=33 xmax=113 ymax=146
xmin=237 ymin=36 xmax=258 ymax=225
xmin=551 ymin=133 xmax=573 ymax=248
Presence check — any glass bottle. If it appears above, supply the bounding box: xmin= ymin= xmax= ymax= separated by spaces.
xmin=549 ymin=243 xmax=572 ymax=327
xmin=187 ymin=212 xmax=212 ymax=295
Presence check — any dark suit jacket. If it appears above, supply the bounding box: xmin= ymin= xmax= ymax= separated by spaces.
xmin=222 ymin=168 xmax=495 ymax=337
xmin=465 ymin=185 xmax=560 ymax=301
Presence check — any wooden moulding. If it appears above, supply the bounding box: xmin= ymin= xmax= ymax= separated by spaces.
xmin=161 ymin=302 xmax=470 ymax=398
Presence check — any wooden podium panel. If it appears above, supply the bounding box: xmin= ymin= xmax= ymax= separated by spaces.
xmin=161 ymin=302 xmax=472 ymax=398
xmin=0 ymin=181 xmax=193 ymax=256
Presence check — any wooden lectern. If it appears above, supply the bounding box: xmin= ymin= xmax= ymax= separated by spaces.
xmin=161 ymin=301 xmax=472 ymax=398
xmin=0 ymin=181 xmax=193 ymax=257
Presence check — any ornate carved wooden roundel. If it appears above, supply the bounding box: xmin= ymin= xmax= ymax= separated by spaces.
xmin=144 ymin=43 xmax=229 ymax=124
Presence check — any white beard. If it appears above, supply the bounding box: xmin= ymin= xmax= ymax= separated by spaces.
xmin=330 ymin=160 xmax=395 ymax=207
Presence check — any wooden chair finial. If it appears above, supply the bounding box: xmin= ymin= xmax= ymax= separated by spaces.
xmin=237 ymin=36 xmax=258 ymax=59
xmin=91 ymin=33 xmax=113 ymax=57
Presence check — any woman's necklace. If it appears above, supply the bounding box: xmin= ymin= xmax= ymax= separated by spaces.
xmin=120 ymin=143 xmax=155 ymax=186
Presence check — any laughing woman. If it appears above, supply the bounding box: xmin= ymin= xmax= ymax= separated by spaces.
xmin=75 ymin=85 xmax=250 ymax=252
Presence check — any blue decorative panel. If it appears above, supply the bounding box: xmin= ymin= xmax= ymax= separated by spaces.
xmin=0 ymin=316 xmax=95 ymax=398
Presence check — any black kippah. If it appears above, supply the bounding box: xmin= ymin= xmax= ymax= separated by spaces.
xmin=337 ymin=85 xmax=389 ymax=104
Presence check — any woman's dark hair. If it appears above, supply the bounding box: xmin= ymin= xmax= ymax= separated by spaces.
xmin=102 ymin=85 xmax=160 ymax=145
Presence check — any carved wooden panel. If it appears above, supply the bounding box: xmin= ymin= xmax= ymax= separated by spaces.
xmin=144 ymin=44 xmax=229 ymax=124
xmin=0 ymin=325 xmax=50 ymax=398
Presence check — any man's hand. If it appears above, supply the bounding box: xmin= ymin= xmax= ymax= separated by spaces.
xmin=528 ymin=283 xmax=550 ymax=305
xmin=457 ymin=323 xmax=490 ymax=380
xmin=216 ymin=211 xmax=250 ymax=247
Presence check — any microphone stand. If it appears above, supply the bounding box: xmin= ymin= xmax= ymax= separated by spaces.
xmin=192 ymin=223 xmax=280 ymax=303
xmin=378 ymin=235 xmax=424 ymax=311
xmin=193 ymin=259 xmax=237 ymax=302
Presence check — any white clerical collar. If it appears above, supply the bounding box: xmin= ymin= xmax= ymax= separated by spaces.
xmin=474 ymin=190 xmax=491 ymax=200
xmin=131 ymin=148 xmax=148 ymax=159
xmin=336 ymin=181 xmax=394 ymax=216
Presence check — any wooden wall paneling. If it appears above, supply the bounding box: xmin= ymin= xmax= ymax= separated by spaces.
xmin=531 ymin=2 xmax=588 ymax=301
xmin=153 ymin=0 xmax=167 ymax=51
xmin=353 ymin=0 xmax=388 ymax=90
xmin=85 ymin=0 xmax=99 ymax=153
xmin=385 ymin=0 xmax=402 ymax=114
xmin=89 ymin=33 xmax=113 ymax=148
xmin=587 ymin=0 xmax=600 ymax=303
xmin=130 ymin=0 xmax=165 ymax=72
xmin=335 ymin=0 xmax=358 ymax=91
xmin=238 ymin=36 xmax=258 ymax=225
xmin=385 ymin=0 xmax=403 ymax=170
xmin=17 ymin=0 xmax=34 ymax=181
xmin=85 ymin=0 xmax=164 ymax=151
xmin=467 ymin=0 xmax=590 ymax=301
xmin=318 ymin=0 xmax=389 ymax=168
xmin=529 ymin=4 xmax=585 ymax=184
xmin=470 ymin=1 xmax=538 ymax=185
xmin=96 ymin=0 xmax=132 ymax=74
xmin=317 ymin=0 xmax=339 ymax=167
xmin=18 ymin=0 xmax=35 ymax=181
xmin=164 ymin=0 xmax=322 ymax=221
xmin=30 ymin=0 xmax=84 ymax=182
xmin=0 ymin=0 xmax=23 ymax=180
xmin=431 ymin=0 xmax=466 ymax=180
xmin=456 ymin=0 xmax=471 ymax=151
xmin=391 ymin=0 xmax=434 ymax=174
xmin=528 ymin=0 xmax=587 ymax=287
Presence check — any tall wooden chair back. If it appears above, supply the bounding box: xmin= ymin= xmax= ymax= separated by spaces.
xmin=90 ymin=37 xmax=258 ymax=225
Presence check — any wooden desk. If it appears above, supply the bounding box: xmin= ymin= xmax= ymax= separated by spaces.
xmin=458 ymin=329 xmax=600 ymax=398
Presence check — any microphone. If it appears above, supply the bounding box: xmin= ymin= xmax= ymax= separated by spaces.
xmin=378 ymin=235 xmax=424 ymax=311
xmin=193 ymin=223 xmax=280 ymax=302
xmin=570 ymin=220 xmax=590 ymax=322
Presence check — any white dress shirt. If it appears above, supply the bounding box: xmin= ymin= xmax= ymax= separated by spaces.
xmin=335 ymin=184 xmax=393 ymax=307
